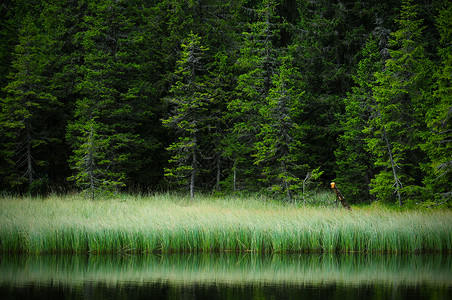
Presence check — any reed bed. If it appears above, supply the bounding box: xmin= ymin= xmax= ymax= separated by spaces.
xmin=0 ymin=194 xmax=451 ymax=254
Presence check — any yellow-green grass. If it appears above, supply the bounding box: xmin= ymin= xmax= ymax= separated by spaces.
xmin=0 ymin=194 xmax=451 ymax=254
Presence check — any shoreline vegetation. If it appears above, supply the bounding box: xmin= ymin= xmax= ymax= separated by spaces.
xmin=0 ymin=194 xmax=451 ymax=254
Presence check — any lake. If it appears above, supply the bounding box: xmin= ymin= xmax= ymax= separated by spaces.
xmin=1 ymin=253 xmax=451 ymax=299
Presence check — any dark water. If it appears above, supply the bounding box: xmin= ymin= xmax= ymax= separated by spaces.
xmin=1 ymin=253 xmax=451 ymax=300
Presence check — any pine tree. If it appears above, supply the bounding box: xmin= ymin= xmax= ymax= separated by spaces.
xmin=67 ymin=0 xmax=144 ymax=197
xmin=335 ymin=35 xmax=382 ymax=203
xmin=185 ymin=1 xmax=245 ymax=194
xmin=290 ymin=1 xmax=346 ymax=182
xmin=254 ymin=54 xmax=305 ymax=201
xmin=227 ymin=0 xmax=280 ymax=192
xmin=68 ymin=118 xmax=124 ymax=200
xmin=154 ymin=0 xmax=196 ymax=81
xmin=291 ymin=0 xmax=401 ymax=183
xmin=368 ymin=0 xmax=433 ymax=205
xmin=0 ymin=2 xmax=18 ymax=189
xmin=422 ymin=0 xmax=452 ymax=207
xmin=206 ymin=50 xmax=237 ymax=193
xmin=162 ymin=32 xmax=213 ymax=199
xmin=0 ymin=8 xmax=62 ymax=193
xmin=0 ymin=1 xmax=17 ymax=96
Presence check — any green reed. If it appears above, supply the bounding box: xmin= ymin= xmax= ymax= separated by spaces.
xmin=0 ymin=194 xmax=451 ymax=254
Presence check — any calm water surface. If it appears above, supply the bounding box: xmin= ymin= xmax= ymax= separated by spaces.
xmin=0 ymin=253 xmax=451 ymax=299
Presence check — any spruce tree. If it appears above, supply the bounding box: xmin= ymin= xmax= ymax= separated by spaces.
xmin=227 ymin=0 xmax=280 ymax=192
xmin=162 ymin=32 xmax=213 ymax=199
xmin=67 ymin=0 xmax=144 ymax=197
xmin=292 ymin=0 xmax=401 ymax=183
xmin=0 ymin=8 xmax=62 ymax=193
xmin=335 ymin=35 xmax=385 ymax=203
xmin=422 ymin=0 xmax=452 ymax=207
xmin=368 ymin=0 xmax=433 ymax=205
xmin=291 ymin=1 xmax=349 ymax=182
xmin=254 ymin=54 xmax=305 ymax=201
xmin=206 ymin=50 xmax=237 ymax=193
xmin=68 ymin=118 xmax=123 ymax=200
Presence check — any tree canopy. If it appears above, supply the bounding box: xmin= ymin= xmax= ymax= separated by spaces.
xmin=0 ymin=0 xmax=450 ymax=206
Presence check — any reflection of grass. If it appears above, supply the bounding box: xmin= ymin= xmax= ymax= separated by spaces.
xmin=1 ymin=253 xmax=451 ymax=287
xmin=0 ymin=194 xmax=451 ymax=253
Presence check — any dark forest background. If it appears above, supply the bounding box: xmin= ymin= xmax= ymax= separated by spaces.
xmin=0 ymin=0 xmax=450 ymax=206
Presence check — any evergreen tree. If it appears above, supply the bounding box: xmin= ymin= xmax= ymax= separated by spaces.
xmin=0 ymin=0 xmax=447 ymax=198
xmin=291 ymin=1 xmax=347 ymax=182
xmin=186 ymin=0 xmax=245 ymax=194
xmin=115 ymin=0 xmax=168 ymax=191
xmin=0 ymin=7 xmax=62 ymax=193
xmin=0 ymin=2 xmax=18 ymax=189
xmin=254 ymin=54 xmax=305 ymax=201
xmin=68 ymin=118 xmax=123 ymax=200
xmin=227 ymin=0 xmax=280 ymax=192
xmin=67 ymin=0 xmax=145 ymax=197
xmin=162 ymin=32 xmax=213 ymax=198
xmin=154 ymin=0 xmax=196 ymax=82
xmin=292 ymin=0 xmax=400 ymax=183
xmin=0 ymin=1 xmax=17 ymax=96
xmin=207 ymin=50 xmax=238 ymax=193
xmin=422 ymin=0 xmax=452 ymax=207
xmin=367 ymin=0 xmax=433 ymax=205
xmin=335 ymin=36 xmax=383 ymax=203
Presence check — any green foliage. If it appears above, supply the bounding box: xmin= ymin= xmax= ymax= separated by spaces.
xmin=367 ymin=0 xmax=433 ymax=205
xmin=162 ymin=32 xmax=214 ymax=197
xmin=67 ymin=0 xmax=146 ymax=197
xmin=335 ymin=36 xmax=382 ymax=203
xmin=0 ymin=5 xmax=63 ymax=192
xmin=227 ymin=0 xmax=285 ymax=194
xmin=421 ymin=0 xmax=452 ymax=207
xmin=290 ymin=1 xmax=347 ymax=182
xmin=0 ymin=0 xmax=449 ymax=203
xmin=254 ymin=54 xmax=306 ymax=200
xmin=67 ymin=119 xmax=125 ymax=200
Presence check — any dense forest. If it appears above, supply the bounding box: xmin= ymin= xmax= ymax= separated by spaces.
xmin=0 ymin=0 xmax=450 ymax=206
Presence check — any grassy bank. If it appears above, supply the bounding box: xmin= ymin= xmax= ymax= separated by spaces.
xmin=0 ymin=194 xmax=451 ymax=254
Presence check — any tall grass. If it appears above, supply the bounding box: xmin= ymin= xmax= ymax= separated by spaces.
xmin=0 ymin=194 xmax=451 ymax=254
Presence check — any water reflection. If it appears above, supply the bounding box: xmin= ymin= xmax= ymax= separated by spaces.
xmin=1 ymin=253 xmax=451 ymax=299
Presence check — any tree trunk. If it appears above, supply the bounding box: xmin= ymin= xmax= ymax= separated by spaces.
xmin=282 ymin=162 xmax=292 ymax=202
xmin=374 ymin=100 xmax=403 ymax=206
xmin=302 ymin=172 xmax=312 ymax=204
xmin=26 ymin=123 xmax=33 ymax=187
xmin=233 ymin=160 xmax=237 ymax=193
xmin=382 ymin=125 xmax=403 ymax=206
xmin=216 ymin=158 xmax=221 ymax=191
xmin=88 ymin=124 xmax=95 ymax=200
xmin=190 ymin=146 xmax=196 ymax=200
